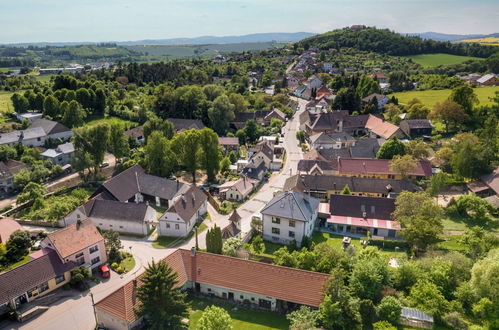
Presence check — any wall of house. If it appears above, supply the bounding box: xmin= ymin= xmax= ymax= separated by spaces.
xmin=92 ymin=217 xmax=148 ymax=236
xmin=262 ymin=214 xmax=312 ymax=247
xmin=96 ymin=308 xmax=136 ymax=330
xmin=158 ymin=213 xmax=189 ymax=237
xmin=327 ymin=223 xmax=399 ymax=239
xmin=22 ymin=136 xmax=46 ymax=148
xmin=226 ymin=187 xmax=244 ymax=201
xmin=26 ymin=270 xmax=72 ymax=303
xmin=48 ymin=131 xmax=74 ymax=141
xmin=43 ymin=238 xmax=107 ymax=270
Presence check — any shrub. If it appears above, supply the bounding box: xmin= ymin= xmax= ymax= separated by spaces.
xmin=111 ymin=262 xmax=119 ymax=270
xmin=443 ymin=312 xmax=468 ymax=330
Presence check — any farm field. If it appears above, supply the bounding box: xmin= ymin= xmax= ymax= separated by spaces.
xmin=460 ymin=37 xmax=499 ymax=46
xmin=0 ymin=91 xmax=14 ymax=113
xmin=402 ymin=53 xmax=481 ymax=67
xmin=390 ymin=85 xmax=499 ymax=108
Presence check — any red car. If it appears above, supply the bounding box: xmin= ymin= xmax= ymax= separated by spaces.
xmin=99 ymin=264 xmax=111 ymax=278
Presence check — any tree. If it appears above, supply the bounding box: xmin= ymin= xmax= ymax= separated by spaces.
xmin=406 ymin=102 xmax=430 ymax=120
xmin=5 ymin=230 xmax=32 ymax=262
xmin=384 ymin=104 xmax=402 ymax=124
xmin=451 ymin=137 xmax=490 ymax=179
xmin=409 ymin=280 xmax=448 ymax=319
xmin=220 ymin=156 xmax=231 ymax=174
xmin=75 ymin=88 xmax=94 ymax=110
xmin=377 ymin=296 xmax=402 ymax=325
xmin=250 ymin=235 xmax=265 ymax=255
xmin=405 ymin=139 xmax=429 ymax=160
xmin=171 ymin=129 xmax=201 ymax=184
xmin=287 ymin=306 xmax=319 ymax=330
xmin=393 ymin=191 xmax=443 ymax=250
xmin=426 ymin=172 xmax=446 ymax=198
xmin=390 ymin=155 xmax=417 ymax=178
xmin=228 ymin=93 xmax=247 ymax=113
xmin=373 ymin=321 xmax=396 ymax=330
xmin=244 ymin=120 xmax=262 ymax=144
xmin=72 ymin=123 xmax=110 ymax=181
xmin=228 ymin=151 xmax=237 ymax=164
xmin=455 ymin=194 xmax=494 ymax=224
xmin=460 ymin=226 xmax=499 ymax=260
xmin=449 ymin=85 xmax=479 ymax=114
xmin=356 ymin=75 xmax=380 ymax=99
xmin=350 ymin=250 xmax=390 ymax=301
xmin=376 ymin=137 xmax=406 ymax=159
xmin=208 ymin=95 xmax=235 ymax=135
xmin=341 ymin=185 xmax=351 ymax=195
xmin=109 ymin=123 xmax=130 ymax=161
xmin=0 ymin=145 xmax=17 ymax=161
xmin=197 ymin=305 xmax=232 ymax=330
xmin=143 ymin=117 xmax=175 ymax=141
xmin=206 ymin=225 xmax=222 ymax=254
xmin=199 ymin=128 xmax=221 ymax=182
xmin=333 ymin=87 xmax=360 ymax=112
xmin=62 ymin=100 xmax=86 ymax=128
xmin=16 ymin=182 xmax=46 ymax=205
xmin=392 ymin=261 xmax=422 ymax=293
xmin=144 ymin=131 xmax=175 ymax=178
xmin=470 ymin=248 xmax=499 ymax=304
xmin=94 ymin=88 xmax=107 ymax=114
xmin=43 ymin=95 xmax=60 ymax=118
xmin=222 ymin=237 xmax=241 ymax=257
xmin=135 ymin=260 xmax=189 ymax=330
xmin=296 ymin=130 xmax=306 ymax=144
xmin=429 ymin=100 xmax=469 ymax=133
xmin=103 ymin=229 xmax=123 ymax=262
xmin=389 ymin=71 xmax=412 ymax=92
xmin=11 ymin=93 xmax=30 ymax=113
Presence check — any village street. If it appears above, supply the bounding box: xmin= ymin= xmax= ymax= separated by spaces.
xmin=4 ymin=99 xmax=307 ymax=330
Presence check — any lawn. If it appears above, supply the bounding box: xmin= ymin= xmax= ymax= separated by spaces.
xmin=188 ymin=296 xmax=289 ymax=330
xmin=85 ymin=115 xmax=137 ymax=129
xmin=119 ymin=255 xmax=136 ymax=272
xmin=442 ymin=212 xmax=499 ymax=234
xmin=436 ymin=235 xmax=467 ymax=252
xmin=0 ymin=91 xmax=14 ymax=114
xmin=152 ymin=236 xmax=181 ymax=249
xmin=390 ymin=85 xmax=499 ymax=108
xmin=403 ymin=53 xmax=481 ymax=67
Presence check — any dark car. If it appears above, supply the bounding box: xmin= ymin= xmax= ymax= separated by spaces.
xmin=99 ymin=264 xmax=111 ymax=278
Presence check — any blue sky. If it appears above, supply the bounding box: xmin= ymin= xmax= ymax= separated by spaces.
xmin=1 ymin=0 xmax=498 ymax=43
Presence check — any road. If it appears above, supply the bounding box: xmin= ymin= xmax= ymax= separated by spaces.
xmin=7 ymin=99 xmax=308 ymax=330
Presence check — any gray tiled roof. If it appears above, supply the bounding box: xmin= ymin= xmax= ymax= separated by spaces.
xmin=165 ymin=186 xmax=207 ymax=223
xmin=82 ymin=199 xmax=152 ymax=223
xmin=261 ymin=191 xmax=319 ymax=222
xmin=30 ymin=119 xmax=71 ymax=135
xmin=329 ymin=195 xmax=395 ymax=220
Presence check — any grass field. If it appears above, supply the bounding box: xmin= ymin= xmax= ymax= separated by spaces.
xmin=403 ymin=53 xmax=481 ymax=67
xmin=460 ymin=37 xmax=499 ymax=46
xmin=390 ymin=86 xmax=499 ymax=108
xmin=0 ymin=91 xmax=14 ymax=113
xmin=85 ymin=115 xmax=137 ymax=129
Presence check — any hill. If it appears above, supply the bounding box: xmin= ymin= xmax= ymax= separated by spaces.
xmin=297 ymin=27 xmax=497 ymax=58
xmin=407 ymin=32 xmax=499 ymax=42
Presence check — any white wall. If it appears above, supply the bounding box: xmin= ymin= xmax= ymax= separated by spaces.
xmin=96 ymin=308 xmax=135 ymax=330
xmin=158 ymin=200 xmax=207 ymax=237
xmin=262 ymin=214 xmax=308 ymax=246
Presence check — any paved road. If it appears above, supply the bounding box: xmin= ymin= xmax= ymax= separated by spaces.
xmin=9 ymin=99 xmax=307 ymax=330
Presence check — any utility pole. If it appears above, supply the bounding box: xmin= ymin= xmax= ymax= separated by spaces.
xmin=195 ymin=226 xmax=199 ymax=250
xmin=90 ymin=292 xmax=98 ymax=326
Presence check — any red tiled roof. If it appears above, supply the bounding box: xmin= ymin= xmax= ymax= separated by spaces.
xmin=218 ymin=137 xmax=239 ymax=146
xmin=338 ymin=158 xmax=432 ymax=177
xmin=0 ymin=217 xmax=22 ymax=243
xmin=365 ymin=115 xmax=401 ymax=139
xmin=95 ymin=249 xmax=330 ymax=322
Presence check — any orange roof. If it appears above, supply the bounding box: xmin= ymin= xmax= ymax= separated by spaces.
xmin=365 ymin=115 xmax=401 ymax=139
xmin=44 ymin=219 xmax=103 ymax=258
xmin=0 ymin=217 xmax=22 ymax=243
xmin=95 ymin=249 xmax=330 ymax=322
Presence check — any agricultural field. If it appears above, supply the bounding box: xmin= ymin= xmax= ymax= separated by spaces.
xmin=460 ymin=37 xmax=499 ymax=46
xmin=390 ymin=85 xmax=499 ymax=108
xmin=0 ymin=91 xmax=14 ymax=113
xmin=402 ymin=53 xmax=481 ymax=67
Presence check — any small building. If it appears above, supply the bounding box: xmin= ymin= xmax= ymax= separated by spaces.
xmin=166 ymin=118 xmax=205 ymax=132
xmin=16 ymin=112 xmax=43 ymax=123
xmin=41 ymin=142 xmax=75 ymax=165
xmin=241 ymin=158 xmax=268 ymax=182
xmin=0 ymin=160 xmax=29 ymax=193
xmin=477 ymin=73 xmax=499 ymax=86
xmin=400 ymin=307 xmax=434 ymax=329
xmin=124 ymin=126 xmax=144 ymax=145
xmin=309 ymin=132 xmax=355 ymax=150
xmin=297 ymin=159 xmax=336 ymax=176
xmin=264 ymin=108 xmax=286 ymax=123
xmin=261 ymin=191 xmax=320 ymax=247
xmin=0 ymin=217 xmax=22 ymax=243
xmin=158 ymin=186 xmax=207 ymax=238
xmin=399 ymin=119 xmax=433 ymax=138
xmin=364 ymin=115 xmax=404 ymax=139
xmin=372 ymin=73 xmax=388 ymax=84
xmin=0 ymin=119 xmax=73 ymax=148
xmin=219 ymin=176 xmax=256 ymax=201
xmin=218 ymin=137 xmax=239 ymax=154
xmin=306 ymin=75 xmax=323 ymax=89
xmin=362 ymin=93 xmax=390 ymax=111
xmin=222 ymin=210 xmax=242 ymax=239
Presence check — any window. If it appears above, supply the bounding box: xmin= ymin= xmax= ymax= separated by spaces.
xmin=89 ymin=245 xmax=99 ymax=254
xmin=75 ymin=252 xmax=84 ymax=258
xmin=207 ymin=288 xmax=212 ymax=292
xmin=240 ymin=295 xmax=244 ymax=299
xmin=166 ymin=223 xmax=170 ymax=228
xmin=91 ymin=257 xmax=100 ymax=265
xmin=175 ymin=224 xmax=180 ymax=230
xmin=289 ymin=231 xmax=295 ymax=238
xmin=271 ymin=227 xmax=280 ymax=234
xmin=288 ymin=220 xmax=295 ymax=227
xmin=55 ymin=274 xmax=65 ymax=284
xmin=272 ymin=217 xmax=281 ymax=224
xmin=38 ymin=282 xmax=49 ymax=293
xmin=272 ymin=236 xmax=279 ymax=241
xmin=119 ymin=226 xmax=124 ymax=229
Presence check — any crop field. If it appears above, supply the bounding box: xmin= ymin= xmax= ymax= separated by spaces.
xmin=390 ymin=86 xmax=499 ymax=108
xmin=403 ymin=53 xmax=481 ymax=67
xmin=460 ymin=37 xmax=499 ymax=46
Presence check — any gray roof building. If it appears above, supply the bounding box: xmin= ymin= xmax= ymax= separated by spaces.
xmin=261 ymin=191 xmax=319 ymax=223
xmin=79 ymin=199 xmax=154 ymax=223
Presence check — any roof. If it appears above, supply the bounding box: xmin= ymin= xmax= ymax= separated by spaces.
xmin=0 ymin=250 xmax=76 ymax=305
xmin=165 ymin=186 xmax=207 ymax=222
xmin=297 ymin=159 xmax=335 ymax=172
xmin=0 ymin=127 xmax=46 ymax=145
xmin=124 ymin=126 xmax=144 ymax=139
xmin=329 ymin=195 xmax=395 ymax=220
xmin=30 ymin=118 xmax=71 ymax=135
xmin=80 ymin=199 xmax=153 ymax=223
xmin=228 ymin=210 xmax=241 ymax=223
xmin=307 ymin=111 xmax=349 ymax=132
xmin=218 ymin=137 xmax=239 ymax=146
xmin=261 ymin=191 xmax=319 ymax=222
xmin=284 ymin=174 xmax=418 ymax=195
xmin=166 ymin=118 xmax=205 ymax=131
xmin=400 ymin=119 xmax=433 ymax=129
xmin=219 ymin=177 xmax=255 ymax=196
xmin=57 ymin=142 xmax=75 ymax=154
xmin=222 ymin=221 xmax=240 ymax=239
xmin=481 ymin=166 xmax=499 ymax=195
xmin=44 ymin=219 xmax=104 ymax=259
xmin=484 ymin=195 xmax=499 ymax=208
xmin=338 ymin=158 xmax=432 ymax=177
xmin=95 ymin=249 xmax=330 ymax=322
xmin=350 ymin=138 xmax=383 ymax=158
xmin=310 ymin=132 xmax=354 ymax=144
xmin=327 ymin=215 xmax=401 ymax=231
xmin=0 ymin=160 xmax=29 ymax=180
xmin=265 ymin=109 xmax=286 ymax=121
xmin=0 ymin=217 xmax=22 ymax=243
xmin=365 ymin=115 xmax=401 ymax=139
xmin=401 ymin=307 xmax=434 ymax=323
xmin=242 ymin=158 xmax=267 ymax=180
xmin=362 ymin=93 xmax=388 ymax=103
xmin=477 ymin=73 xmax=497 ymax=84
xmin=22 ymin=127 xmax=47 ymax=140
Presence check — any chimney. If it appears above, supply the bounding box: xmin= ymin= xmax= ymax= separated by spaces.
xmin=76 ymin=219 xmax=82 ymax=229
xmin=362 ymin=211 xmax=367 ymax=219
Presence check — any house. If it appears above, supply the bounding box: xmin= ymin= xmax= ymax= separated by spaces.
xmin=372 ymin=73 xmax=388 ymax=84
xmin=477 ymin=73 xmax=499 ymax=86
xmin=0 ymin=160 xmax=29 ymax=192
xmin=166 ymin=118 xmax=205 ymax=132
xmin=364 ymin=115 xmax=404 ymax=139
xmin=0 ymin=119 xmax=73 ymax=148
xmin=248 ymin=141 xmax=274 ymax=167
xmin=264 ymin=108 xmax=286 ymax=123
xmin=323 ymin=62 xmax=333 ymax=72
xmin=297 ymin=159 xmax=336 ymax=176
xmin=158 ymin=186 xmax=207 ymax=238
xmin=0 ymin=220 xmax=105 ymax=314
xmin=309 ymin=132 xmax=355 ymax=150
xmin=124 ymin=126 xmax=144 ymax=145
xmin=467 ymin=166 xmax=499 ymax=197
xmin=349 ymin=138 xmax=384 ymax=158
xmin=96 ymin=165 xmax=189 ymax=208
xmin=41 ymin=142 xmax=75 ymax=165
xmin=63 ymin=199 xmax=157 ymax=236
xmin=16 ymin=112 xmax=43 ymax=123
xmin=284 ymin=174 xmax=418 ymax=201
xmin=338 ymin=158 xmax=432 ymax=180
xmin=326 ymin=195 xmax=400 ymax=239
xmin=362 ymin=93 xmax=390 ymax=110
xmin=0 ymin=217 xmax=22 ymax=243
xmin=218 ymin=137 xmax=239 ymax=154
xmin=261 ymin=191 xmax=320 ymax=247
xmin=30 ymin=118 xmax=74 ymax=141
xmin=222 ymin=210 xmax=242 ymax=239
xmin=94 ymin=249 xmax=330 ymax=330
xmin=231 ymin=112 xmax=256 ymax=129
xmin=399 ymin=119 xmax=433 ymax=138
xmin=241 ymin=158 xmax=268 ymax=182
xmin=219 ymin=176 xmax=256 ymax=201
xmin=306 ymin=75 xmax=323 ymax=89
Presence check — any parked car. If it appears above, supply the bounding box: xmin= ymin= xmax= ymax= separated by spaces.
xmin=99 ymin=264 xmax=111 ymax=278
xmin=100 ymin=162 xmax=110 ymax=168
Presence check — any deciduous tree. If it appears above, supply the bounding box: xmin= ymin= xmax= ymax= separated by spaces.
xmin=198 ymin=305 xmax=232 ymax=330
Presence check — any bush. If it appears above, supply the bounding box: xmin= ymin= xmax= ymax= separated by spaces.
xmin=373 ymin=321 xmax=396 ymax=330
xmin=443 ymin=312 xmax=468 ymax=330
xmin=369 ymin=239 xmax=410 ymax=250
xmin=111 ymin=262 xmax=119 ymax=270
xmin=219 ymin=201 xmax=233 ymax=215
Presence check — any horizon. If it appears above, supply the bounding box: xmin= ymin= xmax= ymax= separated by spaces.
xmin=2 ymin=0 xmax=498 ymax=44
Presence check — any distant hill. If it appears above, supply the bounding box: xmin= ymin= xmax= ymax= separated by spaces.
xmin=5 ymin=32 xmax=315 ymax=47
xmin=407 ymin=32 xmax=499 ymax=42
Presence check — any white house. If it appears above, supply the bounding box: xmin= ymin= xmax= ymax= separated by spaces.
xmin=0 ymin=119 xmax=73 ymax=148
xmin=260 ymin=191 xmax=320 ymax=247
xmin=158 ymin=186 xmax=207 ymax=237
xmin=309 ymin=132 xmax=356 ymax=150
xmin=41 ymin=142 xmax=75 ymax=165
xmin=219 ymin=176 xmax=256 ymax=201
xmin=306 ymin=75 xmax=323 ymax=89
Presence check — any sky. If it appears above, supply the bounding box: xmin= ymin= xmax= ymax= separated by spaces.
xmin=1 ymin=0 xmax=498 ymax=43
